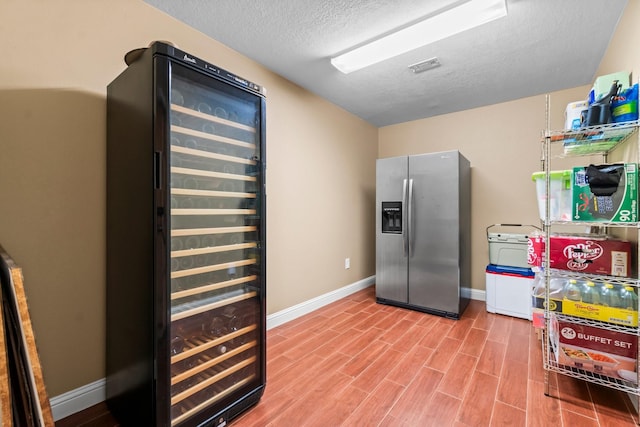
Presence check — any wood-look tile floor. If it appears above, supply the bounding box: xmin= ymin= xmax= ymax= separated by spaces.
xmin=234 ymin=286 xmax=638 ymax=427
xmin=57 ymin=286 xmax=638 ymax=426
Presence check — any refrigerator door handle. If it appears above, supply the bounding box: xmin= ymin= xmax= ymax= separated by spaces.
xmin=402 ymin=178 xmax=408 ymax=257
xmin=408 ymin=178 xmax=414 ymax=257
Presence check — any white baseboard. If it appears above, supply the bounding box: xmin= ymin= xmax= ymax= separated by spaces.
xmin=266 ymin=275 xmax=375 ymax=330
xmin=470 ymin=288 xmax=486 ymax=302
xmin=50 ymin=377 xmax=106 ymax=421
xmin=49 ymin=277 xmax=484 ymax=420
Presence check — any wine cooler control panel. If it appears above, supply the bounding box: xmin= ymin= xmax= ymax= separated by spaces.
xmin=157 ymin=42 xmax=264 ymax=96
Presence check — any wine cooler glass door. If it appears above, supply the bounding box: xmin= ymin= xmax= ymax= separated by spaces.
xmin=166 ymin=62 xmax=264 ymax=426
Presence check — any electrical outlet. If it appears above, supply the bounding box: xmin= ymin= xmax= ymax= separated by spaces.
xmin=345 ymin=258 xmax=350 ymax=269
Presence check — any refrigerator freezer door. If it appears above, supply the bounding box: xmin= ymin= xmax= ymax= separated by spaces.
xmin=408 ymin=152 xmax=460 ymax=314
xmin=376 ymin=156 xmax=409 ymax=303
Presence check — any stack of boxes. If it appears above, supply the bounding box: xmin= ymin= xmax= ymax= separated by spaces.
xmin=530 ymin=161 xmax=638 ymax=381
xmin=485 ymin=224 xmax=537 ymax=320
xmin=529 ymin=234 xmax=633 ymax=326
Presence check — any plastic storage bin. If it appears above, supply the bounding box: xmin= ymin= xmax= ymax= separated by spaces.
xmin=531 ymin=170 xmax=572 ymax=221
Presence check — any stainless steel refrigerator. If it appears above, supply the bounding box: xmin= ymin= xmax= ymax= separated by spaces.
xmin=106 ymin=42 xmax=266 ymax=426
xmin=375 ymin=150 xmax=471 ymax=319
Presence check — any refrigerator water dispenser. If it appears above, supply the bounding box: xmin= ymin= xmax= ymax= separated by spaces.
xmin=381 ymin=201 xmax=402 ymax=233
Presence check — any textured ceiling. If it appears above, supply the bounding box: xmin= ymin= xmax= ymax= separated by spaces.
xmin=144 ymin=0 xmax=628 ymax=127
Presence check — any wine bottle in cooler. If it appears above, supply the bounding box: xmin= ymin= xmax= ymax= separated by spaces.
xmin=235 ymin=309 xmax=256 ymax=345
xmin=179 ymin=197 xmax=195 ymax=209
xmin=222 ymin=163 xmax=239 ymax=175
xmin=222 ymin=180 xmax=237 ymax=193
xmin=170 ymin=335 xmax=185 ymax=356
xmin=202 ymin=122 xmax=216 ymax=134
xmin=170 ymin=174 xmax=183 ymax=188
xmin=184 ymin=138 xmax=198 ymax=149
xmin=171 ymin=89 xmax=184 ymax=106
xmin=196 ymin=197 xmax=211 ymax=209
xmin=171 ymin=257 xmax=180 ymax=272
xmin=197 ymin=102 xmax=212 ymax=115
xmin=222 ymin=306 xmax=240 ymax=349
xmin=185 ymin=235 xmax=200 ymax=249
xmin=214 ymin=106 xmax=229 ymax=120
xmin=201 ymin=234 xmax=219 ymax=248
xmin=208 ymin=314 xmax=227 ymax=338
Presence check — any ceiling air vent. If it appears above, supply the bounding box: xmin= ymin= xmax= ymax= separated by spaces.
xmin=408 ymin=57 xmax=441 ymax=74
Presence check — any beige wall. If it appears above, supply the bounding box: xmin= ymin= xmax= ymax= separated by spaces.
xmin=597 ymin=0 xmax=640 ymax=79
xmin=0 ymin=0 xmax=377 ymax=397
xmin=378 ymin=87 xmax=587 ymax=292
xmin=1 ymin=0 xmax=638 ymax=405
xmin=378 ymin=1 xmax=639 ymax=293
xmin=597 ymin=0 xmax=640 ymax=165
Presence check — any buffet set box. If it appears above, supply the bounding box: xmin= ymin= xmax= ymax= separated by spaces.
xmin=550 ymin=314 xmax=637 ymax=382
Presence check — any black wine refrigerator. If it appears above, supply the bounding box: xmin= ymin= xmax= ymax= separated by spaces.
xmin=106 ymin=41 xmax=266 ymax=426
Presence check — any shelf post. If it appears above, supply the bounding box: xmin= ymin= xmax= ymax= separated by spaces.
xmin=543 ymin=94 xmax=552 ymax=397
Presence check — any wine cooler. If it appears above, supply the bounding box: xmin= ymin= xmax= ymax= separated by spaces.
xmin=106 ymin=42 xmax=266 ymax=426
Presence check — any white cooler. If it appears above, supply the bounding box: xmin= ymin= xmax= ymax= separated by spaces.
xmin=486 ymin=224 xmax=540 ymax=269
xmin=485 ymin=264 xmax=534 ymax=320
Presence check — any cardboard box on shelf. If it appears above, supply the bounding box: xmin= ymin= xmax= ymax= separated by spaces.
xmin=562 ymin=299 xmax=638 ymax=327
xmin=531 ymin=279 xmax=638 ymax=327
xmin=527 ymin=234 xmax=631 ymax=277
xmin=551 ymin=315 xmax=637 ymax=381
xmin=572 ymin=163 xmax=638 ymax=223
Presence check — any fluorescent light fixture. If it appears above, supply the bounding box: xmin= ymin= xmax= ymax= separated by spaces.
xmin=331 ymin=0 xmax=507 ymax=74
